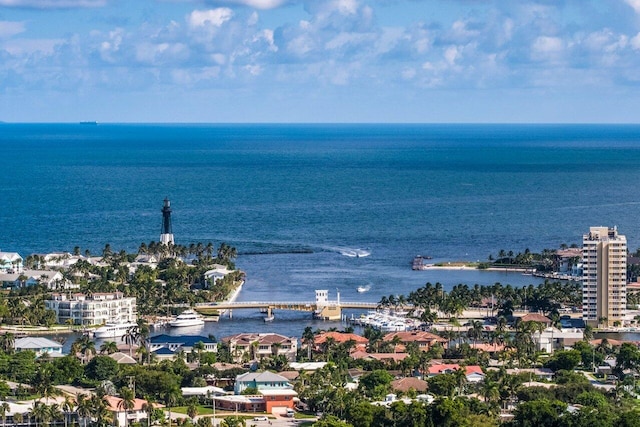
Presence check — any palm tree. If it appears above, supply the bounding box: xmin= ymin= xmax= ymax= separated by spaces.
xmin=0 ymin=402 xmax=9 ymax=427
xmin=91 ymin=394 xmax=113 ymax=427
xmin=31 ymin=401 xmax=50 ymax=427
xmin=118 ymin=387 xmax=136 ymax=427
xmin=0 ymin=333 xmax=15 ymax=354
xmin=122 ymin=325 xmax=140 ymax=358
xmin=76 ymin=393 xmax=92 ymax=427
xmin=62 ymin=396 xmax=75 ymax=427
xmin=141 ymin=396 xmax=156 ymax=427
xmin=302 ymin=327 xmax=315 ymax=361
xmin=100 ymin=341 xmax=118 ymax=355
xmin=48 ymin=403 xmax=63 ymax=427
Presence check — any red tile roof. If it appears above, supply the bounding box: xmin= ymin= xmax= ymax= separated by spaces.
xmin=383 ymin=331 xmax=446 ymax=344
xmin=519 ymin=313 xmax=551 ymax=324
xmin=391 ymin=377 xmax=428 ymax=392
xmin=314 ymin=332 xmax=368 ymax=345
xmin=427 ymin=364 xmax=484 ymax=376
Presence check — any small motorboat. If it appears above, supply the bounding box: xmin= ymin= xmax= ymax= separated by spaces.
xmin=357 ymin=285 xmax=371 ymax=293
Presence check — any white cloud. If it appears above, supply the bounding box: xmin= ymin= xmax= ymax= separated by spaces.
xmin=631 ymin=32 xmax=640 ymax=50
xmin=0 ymin=0 xmax=105 ymax=7
xmin=531 ymin=36 xmax=564 ymax=60
xmin=3 ymin=38 xmax=63 ymax=55
xmin=0 ymin=20 xmax=25 ymax=39
xmin=625 ymin=0 xmax=640 ymax=14
xmin=188 ymin=8 xmax=234 ymax=28
xmin=135 ymin=42 xmax=189 ymax=65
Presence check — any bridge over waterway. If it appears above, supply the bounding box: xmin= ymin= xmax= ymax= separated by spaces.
xmin=194 ymin=300 xmax=380 ymax=320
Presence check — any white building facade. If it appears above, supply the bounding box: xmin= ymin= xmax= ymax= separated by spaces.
xmin=45 ymin=292 xmax=137 ymax=326
xmin=582 ymin=226 xmax=627 ymax=327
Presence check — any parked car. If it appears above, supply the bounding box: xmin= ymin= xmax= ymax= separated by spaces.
xmin=253 ymin=416 xmax=269 ymax=421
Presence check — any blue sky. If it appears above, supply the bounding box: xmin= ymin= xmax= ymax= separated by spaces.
xmin=1 ymin=0 xmax=640 ymax=122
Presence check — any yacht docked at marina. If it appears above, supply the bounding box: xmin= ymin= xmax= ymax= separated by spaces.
xmin=93 ymin=321 xmax=138 ymax=339
xmin=169 ymin=310 xmax=205 ymax=328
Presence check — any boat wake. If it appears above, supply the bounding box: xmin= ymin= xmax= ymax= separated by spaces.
xmin=357 ymin=284 xmax=372 ymax=293
xmin=339 ymin=248 xmax=371 ymax=258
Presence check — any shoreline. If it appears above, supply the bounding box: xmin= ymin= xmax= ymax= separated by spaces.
xmin=421 ymin=264 xmax=531 ymax=273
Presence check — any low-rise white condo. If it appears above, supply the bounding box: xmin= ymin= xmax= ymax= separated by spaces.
xmin=45 ymin=292 xmax=137 ymax=326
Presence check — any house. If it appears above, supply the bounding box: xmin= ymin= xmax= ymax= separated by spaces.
xmin=234 ymin=371 xmax=298 ymax=413
xmin=504 ymin=368 xmax=554 ymax=381
xmin=105 ymin=395 xmax=157 ymax=426
xmin=0 ymin=269 xmax=66 ymax=290
xmin=288 ymin=362 xmax=327 ymax=371
xmin=518 ymin=313 xmax=552 ymax=327
xmin=109 ymin=352 xmax=138 ymax=365
xmin=0 ymin=252 xmax=23 ymax=273
xmin=313 ymin=331 xmax=368 ymax=352
xmin=14 ymin=337 xmax=63 ymax=358
xmin=204 ymin=264 xmax=233 ymax=287
xmin=350 ymin=351 xmax=408 ymax=363
xmin=148 ymin=334 xmax=217 ymax=356
xmin=222 ymin=333 xmax=298 ymax=362
xmin=532 ymin=327 xmax=584 ymax=353
xmin=427 ymin=364 xmax=485 ymax=383
xmin=234 ymin=371 xmax=293 ymax=394
xmin=391 ymin=377 xmax=429 ymax=393
xmin=45 ymin=292 xmax=137 ymax=325
xmin=383 ymin=331 xmax=447 ymax=351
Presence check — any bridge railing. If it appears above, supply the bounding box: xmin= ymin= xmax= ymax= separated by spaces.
xmin=195 ymin=301 xmax=386 ymax=308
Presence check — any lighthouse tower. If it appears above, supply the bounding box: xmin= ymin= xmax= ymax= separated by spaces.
xmin=160 ymin=198 xmax=174 ymax=245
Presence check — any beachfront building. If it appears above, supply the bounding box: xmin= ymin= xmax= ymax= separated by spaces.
xmin=204 ymin=264 xmax=232 ymax=287
xmin=45 ymin=292 xmax=137 ymax=326
xmin=222 ymin=333 xmax=298 ymax=362
xmin=14 ymin=337 xmax=63 ymax=358
xmin=0 ymin=269 xmax=67 ymax=290
xmin=0 ymin=251 xmax=23 ymax=273
xmin=582 ymin=226 xmax=627 ymax=327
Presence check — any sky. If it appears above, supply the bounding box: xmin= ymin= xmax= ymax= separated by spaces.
xmin=1 ymin=0 xmax=640 ymax=123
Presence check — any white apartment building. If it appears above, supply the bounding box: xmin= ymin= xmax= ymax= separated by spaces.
xmin=45 ymin=292 xmax=137 ymax=326
xmin=582 ymin=226 xmax=627 ymax=327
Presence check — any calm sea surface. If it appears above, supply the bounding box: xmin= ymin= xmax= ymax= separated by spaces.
xmin=2 ymin=123 xmax=640 ymax=340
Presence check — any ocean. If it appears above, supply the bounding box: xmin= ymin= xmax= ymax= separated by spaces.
xmin=2 ymin=123 xmax=640 ymax=338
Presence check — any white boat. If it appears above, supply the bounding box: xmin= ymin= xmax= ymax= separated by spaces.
xmin=357 ymin=285 xmax=371 ymax=293
xmin=93 ymin=321 xmax=138 ymax=339
xmin=169 ymin=310 xmax=205 ymax=328
xmin=263 ymin=315 xmax=275 ymax=322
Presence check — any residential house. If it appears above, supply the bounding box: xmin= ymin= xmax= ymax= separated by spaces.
xmin=427 ymin=364 xmax=485 ymax=383
xmin=14 ymin=337 xmax=63 ymax=358
xmin=532 ymin=327 xmax=584 ymax=353
xmin=518 ymin=313 xmax=552 ymax=327
xmin=350 ymin=351 xmax=408 ymax=364
xmin=148 ymin=334 xmax=217 ymax=359
xmin=0 ymin=269 xmax=66 ymax=290
xmin=234 ymin=371 xmax=298 ymax=413
xmin=0 ymin=252 xmax=23 ymax=273
xmin=105 ymin=396 xmax=157 ymax=426
xmin=383 ymin=331 xmax=447 ymax=351
xmin=313 ymin=331 xmax=368 ymax=352
xmin=391 ymin=377 xmax=429 ymax=393
xmin=222 ymin=333 xmax=298 ymax=362
xmin=45 ymin=292 xmax=137 ymax=325
xmin=204 ymin=264 xmax=232 ymax=287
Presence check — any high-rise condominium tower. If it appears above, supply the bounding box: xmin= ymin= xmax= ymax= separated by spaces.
xmin=582 ymin=226 xmax=626 ymax=327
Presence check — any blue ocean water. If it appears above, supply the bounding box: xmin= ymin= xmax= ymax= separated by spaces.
xmin=3 ymin=123 xmax=640 ymax=337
